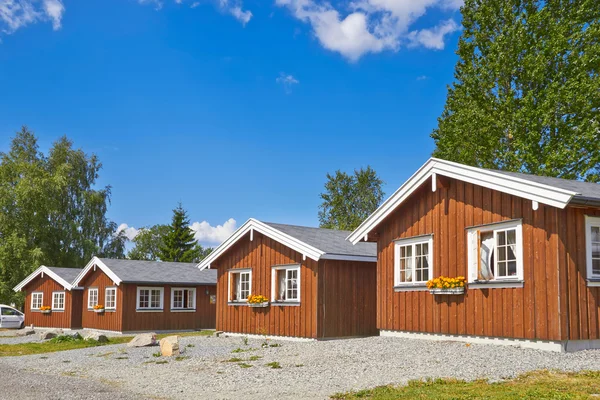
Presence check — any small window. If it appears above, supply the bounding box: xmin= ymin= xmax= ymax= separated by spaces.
xmin=229 ymin=270 xmax=252 ymax=302
xmin=394 ymin=235 xmax=433 ymax=286
xmin=468 ymin=220 xmax=523 ymax=283
xmin=586 ymin=216 xmax=600 ymax=280
xmin=52 ymin=292 xmax=65 ymax=311
xmin=137 ymin=287 xmax=164 ymax=310
xmin=272 ymin=265 xmax=300 ymax=302
xmin=1 ymin=307 xmax=20 ymax=316
xmin=31 ymin=292 xmax=43 ymax=310
xmin=105 ymin=287 xmax=117 ymax=310
xmin=88 ymin=288 xmax=98 ymax=309
xmin=171 ymin=288 xmax=196 ymax=310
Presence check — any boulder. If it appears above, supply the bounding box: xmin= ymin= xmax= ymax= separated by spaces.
xmin=16 ymin=328 xmax=35 ymax=337
xmin=127 ymin=332 xmax=157 ymax=348
xmin=39 ymin=329 xmax=62 ymax=340
xmin=159 ymin=335 xmax=180 ymax=357
xmin=84 ymin=331 xmax=108 ymax=343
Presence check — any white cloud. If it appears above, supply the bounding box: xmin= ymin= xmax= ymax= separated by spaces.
xmin=190 ymin=2 xmax=199 ymax=8
xmin=416 ymin=75 xmax=428 ymax=80
xmin=115 ymin=223 xmax=141 ymax=241
xmin=219 ymin=0 xmax=252 ymax=25
xmin=138 ymin=0 xmax=163 ymax=10
xmin=190 ymin=218 xmax=237 ymax=245
xmin=276 ymin=72 xmax=299 ymax=93
xmin=276 ymin=0 xmax=461 ymax=61
xmin=0 ymin=0 xmax=64 ymax=34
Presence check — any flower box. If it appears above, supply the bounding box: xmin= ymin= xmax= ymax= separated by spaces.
xmin=93 ymin=308 xmax=105 ymax=313
xmin=41 ymin=310 xmax=51 ymax=314
xmin=429 ymin=287 xmax=465 ymax=295
xmin=248 ymin=302 xmax=269 ymax=308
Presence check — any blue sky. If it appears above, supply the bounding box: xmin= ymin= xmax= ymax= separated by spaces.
xmin=0 ymin=0 xmax=462 ymax=246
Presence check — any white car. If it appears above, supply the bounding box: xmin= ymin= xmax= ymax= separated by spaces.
xmin=0 ymin=304 xmax=25 ymax=329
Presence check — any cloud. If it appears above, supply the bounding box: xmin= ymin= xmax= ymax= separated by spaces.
xmin=0 ymin=0 xmax=64 ymax=34
xmin=190 ymin=218 xmax=237 ymax=245
xmin=219 ymin=0 xmax=252 ymax=25
xmin=275 ymin=0 xmax=461 ymax=61
xmin=276 ymin=72 xmax=299 ymax=93
xmin=416 ymin=75 xmax=428 ymax=80
xmin=138 ymin=0 xmax=163 ymax=10
xmin=115 ymin=223 xmax=141 ymax=241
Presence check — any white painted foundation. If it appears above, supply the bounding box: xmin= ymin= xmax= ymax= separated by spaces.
xmin=221 ymin=331 xmax=316 ymax=342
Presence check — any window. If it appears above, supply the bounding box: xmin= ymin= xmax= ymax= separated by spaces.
xmin=1 ymin=307 xmax=21 ymax=316
xmin=88 ymin=288 xmax=98 ymax=309
xmin=228 ymin=269 xmax=252 ymax=302
xmin=52 ymin=292 xmax=65 ymax=311
xmin=272 ymin=265 xmax=300 ymax=302
xmin=394 ymin=235 xmax=433 ymax=286
xmin=137 ymin=287 xmax=164 ymax=310
xmin=31 ymin=292 xmax=43 ymax=310
xmin=105 ymin=287 xmax=117 ymax=310
xmin=586 ymin=216 xmax=600 ymax=280
xmin=468 ymin=220 xmax=523 ymax=283
xmin=171 ymin=288 xmax=196 ymax=310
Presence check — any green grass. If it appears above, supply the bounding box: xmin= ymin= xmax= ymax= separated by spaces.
xmin=248 ymin=355 xmax=262 ymax=361
xmin=152 ymin=351 xmax=162 ymax=357
xmin=238 ymin=363 xmax=252 ymax=368
xmin=0 ymin=336 xmax=132 ymax=357
xmin=155 ymin=360 xmax=168 ymax=365
xmin=225 ymin=357 xmax=244 ymax=362
xmin=232 ymin=347 xmax=257 ymax=353
xmin=175 ymin=356 xmax=190 ymax=361
xmin=266 ymin=361 xmax=281 ymax=369
xmin=331 ymin=370 xmax=600 ymax=400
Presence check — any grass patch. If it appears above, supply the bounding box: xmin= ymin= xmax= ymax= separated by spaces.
xmin=175 ymin=356 xmax=190 ymax=361
xmin=96 ymin=352 xmax=115 ymax=358
xmin=331 ymin=370 xmax=600 ymax=400
xmin=186 ymin=344 xmax=195 ymax=348
xmin=155 ymin=360 xmax=168 ymax=365
xmin=224 ymin=357 xmax=243 ymax=363
xmin=238 ymin=363 xmax=252 ymax=368
xmin=152 ymin=351 xmax=162 ymax=358
xmin=266 ymin=361 xmax=281 ymax=369
xmin=295 ymin=364 xmax=304 ymax=367
xmin=0 ymin=336 xmax=132 ymax=357
xmin=40 ymin=356 xmax=48 ymax=360
xmin=115 ymin=356 xmax=129 ymax=360
xmin=248 ymin=355 xmax=262 ymax=361
xmin=143 ymin=360 xmax=156 ymax=364
xmin=232 ymin=347 xmax=256 ymax=353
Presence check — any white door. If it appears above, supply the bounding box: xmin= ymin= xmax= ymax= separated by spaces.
xmin=0 ymin=307 xmax=23 ymax=328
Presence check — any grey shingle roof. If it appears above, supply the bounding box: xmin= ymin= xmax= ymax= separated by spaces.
xmin=97 ymin=258 xmax=217 ymax=285
xmin=263 ymin=222 xmax=376 ymax=258
xmin=491 ymin=170 xmax=600 ymax=201
xmin=47 ymin=267 xmax=83 ymax=284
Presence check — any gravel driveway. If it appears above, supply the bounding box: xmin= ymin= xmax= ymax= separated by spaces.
xmin=1 ymin=334 xmax=600 ymax=400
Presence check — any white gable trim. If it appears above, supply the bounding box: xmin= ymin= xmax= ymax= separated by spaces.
xmin=72 ymin=256 xmax=122 ymax=287
xmin=197 ymin=219 xmax=326 ymax=271
xmin=14 ymin=265 xmax=74 ymax=292
xmin=348 ymin=158 xmax=577 ymax=244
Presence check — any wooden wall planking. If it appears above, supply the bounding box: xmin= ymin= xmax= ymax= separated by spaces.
xmin=81 ymin=268 xmax=124 ymax=332
xmin=23 ymin=275 xmax=80 ymax=329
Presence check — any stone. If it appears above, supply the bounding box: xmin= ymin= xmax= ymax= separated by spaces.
xmin=39 ymin=329 xmax=62 ymax=340
xmin=16 ymin=328 xmax=35 ymax=337
xmin=127 ymin=332 xmax=157 ymax=348
xmin=84 ymin=331 xmax=108 ymax=343
xmin=159 ymin=335 xmax=180 ymax=357
xmin=215 ymin=331 xmax=224 ymax=337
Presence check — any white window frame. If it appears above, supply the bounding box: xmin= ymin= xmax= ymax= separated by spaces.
xmin=87 ymin=288 xmax=98 ymax=309
xmin=52 ymin=291 xmax=65 ymax=311
xmin=394 ymin=235 xmax=434 ymax=288
xmin=585 ymin=215 xmax=600 ymax=282
xmin=105 ymin=287 xmax=117 ymax=310
xmin=467 ymin=220 xmax=524 ymax=284
xmin=271 ymin=264 xmax=301 ymax=304
xmin=31 ymin=292 xmax=43 ymax=310
xmin=136 ymin=287 xmax=164 ymax=311
xmin=228 ymin=269 xmax=252 ymax=303
xmin=170 ymin=287 xmax=197 ymax=311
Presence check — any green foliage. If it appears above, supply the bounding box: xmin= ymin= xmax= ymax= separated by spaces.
xmin=238 ymin=362 xmax=252 ymax=368
xmin=319 ymin=166 xmax=384 ymax=231
xmin=0 ymin=127 xmax=124 ymax=305
xmin=127 ymin=224 xmax=170 ymax=261
xmin=225 ymin=357 xmax=243 ymax=362
xmin=432 ymin=0 xmax=600 ymax=182
xmin=49 ymin=333 xmax=83 ymax=343
xmin=152 ymin=351 xmax=162 ymax=357
xmin=265 ymin=361 xmax=281 ymax=369
xmin=157 ymin=203 xmax=211 ymax=262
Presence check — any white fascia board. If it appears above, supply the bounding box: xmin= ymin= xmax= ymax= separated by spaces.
xmin=348 ymin=158 xmax=577 ymax=244
xmin=197 ymin=219 xmax=325 ymax=271
xmin=72 ymin=257 xmax=122 ymax=287
xmin=14 ymin=266 xmax=73 ymax=292
xmin=319 ymin=254 xmax=377 ymax=262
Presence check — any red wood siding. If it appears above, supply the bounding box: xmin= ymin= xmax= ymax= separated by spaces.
xmin=375 ymin=178 xmax=565 ymax=341
xmin=81 ymin=268 xmax=124 ymax=332
xmin=23 ymin=275 xmax=81 ymax=329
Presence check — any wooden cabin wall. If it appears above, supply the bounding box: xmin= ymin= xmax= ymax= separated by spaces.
xmin=23 ymin=275 xmax=78 ymax=329
xmin=214 ymin=231 xmax=319 ymax=338
xmin=81 ymin=268 xmax=124 ymax=332
xmin=376 ymin=178 xmax=564 ymax=341
xmin=317 ymin=259 xmax=378 ymax=338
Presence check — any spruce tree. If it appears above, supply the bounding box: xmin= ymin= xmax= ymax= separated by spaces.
xmin=158 ymin=204 xmax=202 ymax=263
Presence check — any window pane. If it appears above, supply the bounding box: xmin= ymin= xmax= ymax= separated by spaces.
xmin=498 ymin=262 xmax=506 ymax=277
xmin=592 ymin=243 xmax=600 ymax=259
xmin=497 ymin=231 xmax=506 ymax=246
xmin=593 ymin=259 xmax=600 ymax=275
xmin=415 ymin=244 xmax=422 ymax=256
xmin=497 ymin=246 xmax=506 ymax=262
xmin=416 ymin=269 xmax=422 ymax=282
xmin=507 ymin=229 xmax=516 ymax=245
xmin=479 ymin=232 xmax=495 ymax=280
xmin=592 ymin=226 xmax=600 ymax=242
xmin=422 ymin=268 xmax=429 ymax=281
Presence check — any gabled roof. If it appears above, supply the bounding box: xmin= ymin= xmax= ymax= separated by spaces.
xmin=72 ymin=257 xmax=217 ymax=287
xmin=197 ymin=218 xmax=377 ymax=270
xmin=348 ymin=158 xmax=590 ymax=244
xmin=14 ymin=266 xmax=82 ymax=292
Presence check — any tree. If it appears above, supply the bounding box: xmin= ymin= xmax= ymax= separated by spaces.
xmin=318 ymin=166 xmax=384 ymax=231
xmin=157 ymin=204 xmax=210 ymax=263
xmin=432 ymin=0 xmax=600 ymax=182
xmin=0 ymin=127 xmax=124 ymax=305
xmin=127 ymin=224 xmax=170 ymax=261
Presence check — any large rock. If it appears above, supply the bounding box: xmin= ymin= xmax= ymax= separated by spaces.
xmin=159 ymin=335 xmax=180 ymax=357
xmin=127 ymin=332 xmax=157 ymax=348
xmin=16 ymin=328 xmax=35 ymax=337
xmin=39 ymin=329 xmax=62 ymax=340
xmin=84 ymin=331 xmax=108 ymax=343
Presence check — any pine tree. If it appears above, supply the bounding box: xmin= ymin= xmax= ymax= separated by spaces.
xmin=158 ymin=204 xmax=203 ymax=262
xmin=432 ymin=0 xmax=600 ymax=182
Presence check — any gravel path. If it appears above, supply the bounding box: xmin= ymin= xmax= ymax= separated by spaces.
xmin=1 ymin=334 xmax=600 ymax=399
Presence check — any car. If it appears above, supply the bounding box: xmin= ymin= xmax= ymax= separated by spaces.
xmin=0 ymin=304 xmax=25 ymax=329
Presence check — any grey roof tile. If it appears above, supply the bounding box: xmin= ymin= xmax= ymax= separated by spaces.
xmin=97 ymin=258 xmax=217 ymax=285
xmin=263 ymin=222 xmax=376 ymax=258
xmin=490 ymin=170 xmax=600 ymax=200
xmin=46 ymin=267 xmax=83 ymax=284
